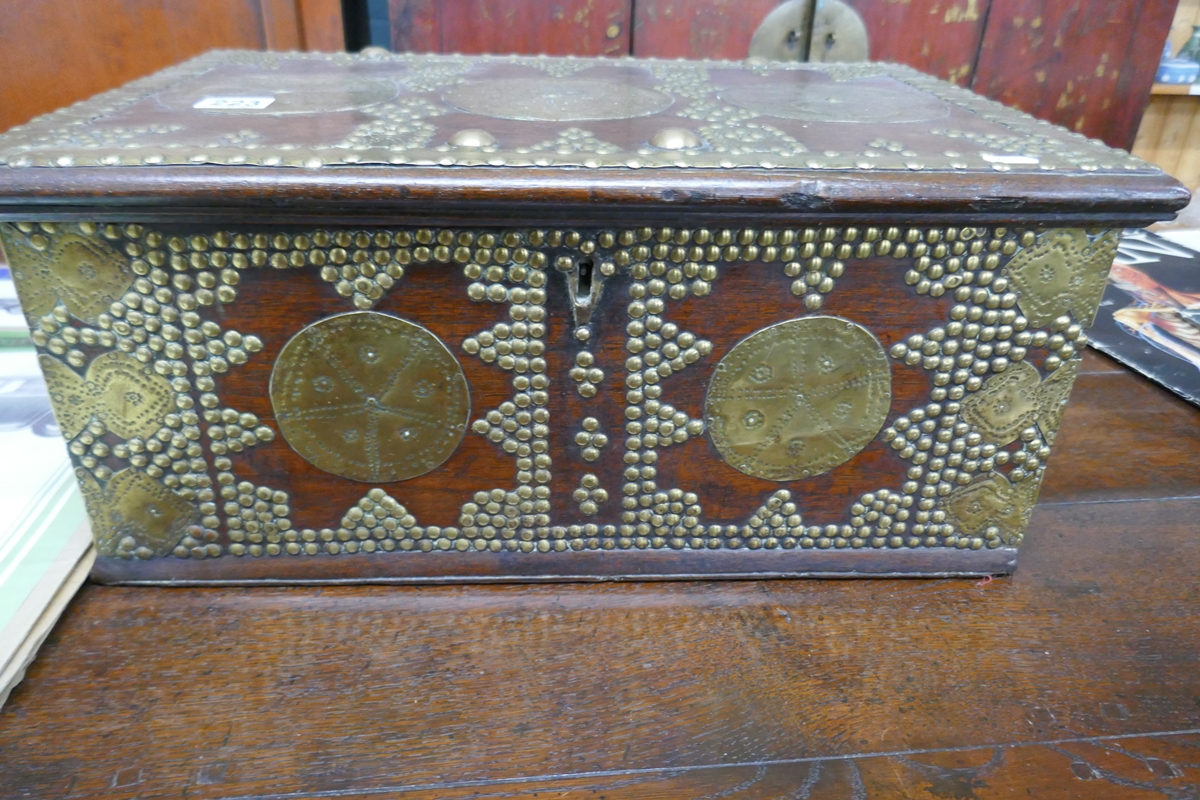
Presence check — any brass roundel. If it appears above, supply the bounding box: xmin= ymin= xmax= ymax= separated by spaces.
xmin=705 ymin=316 xmax=892 ymax=481
xmin=717 ymin=80 xmax=950 ymax=124
xmin=443 ymin=78 xmax=673 ymax=122
xmin=161 ymin=72 xmax=398 ymax=114
xmin=269 ymin=311 xmax=470 ymax=483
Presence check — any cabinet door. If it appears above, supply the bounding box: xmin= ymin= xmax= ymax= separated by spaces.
xmin=631 ymin=0 xmax=990 ymax=86
xmin=972 ymin=0 xmax=1177 ymax=150
xmin=848 ymin=0 xmax=990 ymax=85
xmin=631 ymin=0 xmax=781 ymax=60
xmin=389 ymin=0 xmax=632 ymax=55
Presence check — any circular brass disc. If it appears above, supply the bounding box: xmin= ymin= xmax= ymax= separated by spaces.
xmin=717 ymin=81 xmax=949 ymax=124
xmin=705 ymin=316 xmax=891 ymax=481
xmin=270 ymin=311 xmax=470 ymax=483
xmin=443 ymin=78 xmax=673 ymax=121
xmin=161 ymin=72 xmax=399 ymax=114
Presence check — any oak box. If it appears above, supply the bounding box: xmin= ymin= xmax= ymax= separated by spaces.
xmin=0 ymin=50 xmax=1187 ymax=583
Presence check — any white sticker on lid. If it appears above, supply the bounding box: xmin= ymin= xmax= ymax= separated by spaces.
xmin=981 ymin=153 xmax=1039 ymax=165
xmin=192 ymin=96 xmax=276 ymax=110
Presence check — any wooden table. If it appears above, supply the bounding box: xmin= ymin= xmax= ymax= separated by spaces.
xmin=1 ymin=349 xmax=1198 ymax=799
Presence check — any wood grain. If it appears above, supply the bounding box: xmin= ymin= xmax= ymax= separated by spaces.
xmin=971 ymin=0 xmax=1178 ymax=151
xmin=1135 ymin=95 xmax=1200 ymax=192
xmin=297 ymin=0 xmax=346 ymax=51
xmin=0 ymin=168 xmax=1187 ymax=227
xmin=0 ymin=0 xmax=344 ymax=134
xmin=631 ymin=0 xmax=781 ymax=60
xmin=1130 ymin=0 xmax=1200 ymax=193
xmin=2 ymin=500 xmax=1198 ymax=797
xmin=388 ymin=0 xmax=441 ymax=52
xmin=1040 ymin=351 xmax=1200 ymax=503
xmin=261 ymin=0 xmax=305 ymax=49
xmin=848 ymin=0 xmax=992 ymax=86
xmin=388 ymin=0 xmax=632 ymax=56
xmin=2 ymin=348 xmax=1200 ymax=797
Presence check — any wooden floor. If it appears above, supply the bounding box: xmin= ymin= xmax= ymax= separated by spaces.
xmin=1 ymin=349 xmax=1198 ymax=799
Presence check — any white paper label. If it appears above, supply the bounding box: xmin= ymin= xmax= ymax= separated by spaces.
xmin=192 ymin=96 xmax=276 ymax=110
xmin=981 ymin=153 xmax=1040 ymax=165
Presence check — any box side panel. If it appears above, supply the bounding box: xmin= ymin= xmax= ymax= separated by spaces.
xmin=0 ymin=220 xmax=1110 ymax=583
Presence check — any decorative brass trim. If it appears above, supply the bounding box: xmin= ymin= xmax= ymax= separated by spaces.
xmin=0 ymin=220 xmax=1113 ymax=561
xmin=40 ymin=351 xmax=174 ymax=440
xmin=0 ymin=51 xmax=1155 ymax=175
xmin=443 ymin=78 xmax=673 ymax=121
xmin=1006 ymin=229 xmax=1120 ymax=327
xmin=2 ymin=225 xmax=133 ymax=324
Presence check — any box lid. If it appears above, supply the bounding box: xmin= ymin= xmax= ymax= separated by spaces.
xmin=0 ymin=50 xmax=1187 ymax=225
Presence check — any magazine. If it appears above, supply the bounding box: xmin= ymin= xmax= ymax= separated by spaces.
xmin=1089 ymin=229 xmax=1200 ymax=407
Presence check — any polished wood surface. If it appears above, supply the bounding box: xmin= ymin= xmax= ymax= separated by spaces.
xmin=0 ymin=0 xmax=344 ymax=134
xmin=4 ymin=51 xmax=1185 ymax=226
xmin=1134 ymin=94 xmax=1200 ymax=195
xmin=0 ymin=169 xmax=1187 ymax=226
xmin=2 ymin=348 xmax=1199 ymax=797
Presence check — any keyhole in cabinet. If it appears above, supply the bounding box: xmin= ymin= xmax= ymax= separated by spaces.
xmin=568 ymin=256 xmax=603 ymax=329
xmin=577 ymin=257 xmax=594 ymax=296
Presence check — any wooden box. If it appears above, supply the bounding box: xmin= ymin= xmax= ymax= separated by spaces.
xmin=0 ymin=51 xmax=1187 ymax=584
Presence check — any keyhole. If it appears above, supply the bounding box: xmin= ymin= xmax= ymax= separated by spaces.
xmin=785 ymin=28 xmax=800 ymax=49
xmin=577 ymin=257 xmax=594 ymax=297
xmin=825 ymin=31 xmax=837 ymax=49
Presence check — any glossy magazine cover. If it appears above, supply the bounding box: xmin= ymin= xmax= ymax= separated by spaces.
xmin=1090 ymin=229 xmax=1200 ymax=407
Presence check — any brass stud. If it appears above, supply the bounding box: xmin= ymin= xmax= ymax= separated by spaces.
xmin=649 ymin=128 xmax=702 ymax=150
xmin=448 ymin=129 xmax=497 ymax=148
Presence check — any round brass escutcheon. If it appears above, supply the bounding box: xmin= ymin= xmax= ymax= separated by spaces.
xmin=705 ymin=316 xmax=891 ymax=481
xmin=269 ymin=311 xmax=470 ymax=483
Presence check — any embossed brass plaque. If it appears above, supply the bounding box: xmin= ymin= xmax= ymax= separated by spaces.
xmin=717 ymin=80 xmax=950 ymax=124
xmin=82 ymin=468 xmax=201 ymax=559
xmin=2 ymin=227 xmax=133 ymax=324
xmin=160 ymin=71 xmax=399 ymax=115
xmin=41 ymin=351 xmax=175 ymax=440
xmin=960 ymin=360 xmax=1078 ymax=446
xmin=1005 ymin=229 xmax=1120 ymax=327
xmin=705 ymin=316 xmax=892 ymax=481
xmin=270 ymin=311 xmax=470 ymax=483
xmin=443 ymin=78 xmax=673 ymax=121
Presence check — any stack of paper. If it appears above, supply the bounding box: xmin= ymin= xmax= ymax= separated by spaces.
xmin=0 ymin=261 xmax=92 ymax=707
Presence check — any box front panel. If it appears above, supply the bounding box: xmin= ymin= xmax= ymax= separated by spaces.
xmin=0 ymin=221 xmax=1116 ymax=581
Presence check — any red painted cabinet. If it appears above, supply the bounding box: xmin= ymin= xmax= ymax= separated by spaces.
xmin=389 ymin=0 xmax=632 ymax=56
